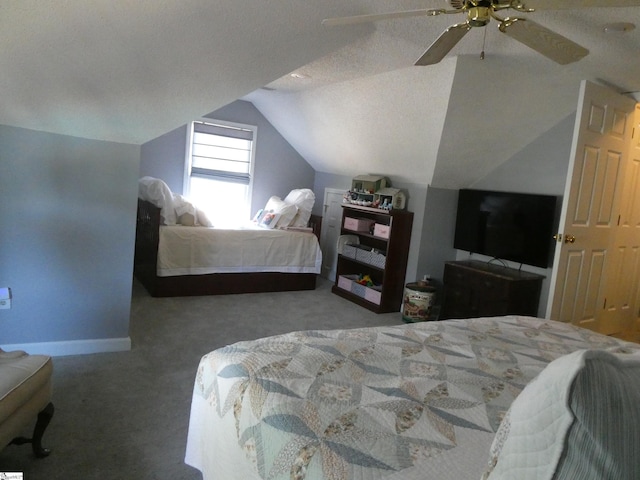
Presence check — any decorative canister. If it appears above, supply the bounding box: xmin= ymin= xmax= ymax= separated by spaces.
xmin=402 ymin=280 xmax=437 ymax=323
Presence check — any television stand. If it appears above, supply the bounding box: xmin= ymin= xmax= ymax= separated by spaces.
xmin=441 ymin=260 xmax=544 ymax=319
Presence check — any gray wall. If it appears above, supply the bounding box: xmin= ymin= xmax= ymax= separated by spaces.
xmin=1 ymin=125 xmax=139 ymax=355
xmin=415 ymin=187 xmax=458 ymax=283
xmin=139 ymin=125 xmax=188 ymax=195
xmin=140 ymin=100 xmax=316 ymax=218
xmin=471 ymin=114 xmax=575 ymax=196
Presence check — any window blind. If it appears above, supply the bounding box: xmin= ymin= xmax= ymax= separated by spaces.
xmin=190 ymin=121 xmax=254 ymax=184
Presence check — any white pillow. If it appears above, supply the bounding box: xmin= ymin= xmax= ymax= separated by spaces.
xmin=138 ymin=178 xmax=214 ymax=227
xmin=170 ymin=194 xmax=214 ymax=227
xmin=483 ymin=348 xmax=640 ymax=480
xmin=258 ymin=211 xmax=281 ymax=229
xmin=263 ymin=196 xmax=298 ymax=228
xmin=196 ymin=209 xmax=214 ymax=227
xmin=138 ymin=176 xmax=177 ymax=225
xmin=284 ymin=189 xmax=315 ymax=227
xmin=252 ymin=209 xmax=265 ymax=223
xmin=173 ymin=194 xmax=197 ymax=224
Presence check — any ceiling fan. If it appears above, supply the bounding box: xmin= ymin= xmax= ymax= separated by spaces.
xmin=322 ymin=0 xmax=639 ymax=66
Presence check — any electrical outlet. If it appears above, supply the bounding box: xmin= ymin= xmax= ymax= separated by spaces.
xmin=0 ymin=287 xmax=11 ymax=309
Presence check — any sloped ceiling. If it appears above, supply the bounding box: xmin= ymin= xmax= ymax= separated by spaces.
xmin=0 ymin=0 xmax=368 ymax=144
xmin=2 ymin=1 xmax=640 ymax=188
xmin=245 ymin=58 xmax=458 ymax=186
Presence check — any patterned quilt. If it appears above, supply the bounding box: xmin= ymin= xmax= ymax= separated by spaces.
xmin=185 ymin=316 xmax=638 ymax=480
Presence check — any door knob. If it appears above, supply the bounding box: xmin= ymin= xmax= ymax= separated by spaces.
xmin=564 ymin=234 xmax=576 ymax=244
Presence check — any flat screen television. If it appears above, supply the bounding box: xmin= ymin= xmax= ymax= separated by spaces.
xmin=453 ymin=189 xmax=560 ymax=268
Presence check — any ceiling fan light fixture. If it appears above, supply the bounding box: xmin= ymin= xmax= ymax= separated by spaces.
xmin=468 ymin=6 xmax=491 ymax=27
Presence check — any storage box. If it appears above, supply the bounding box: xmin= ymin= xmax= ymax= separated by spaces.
xmin=369 ymin=249 xmax=387 ymax=268
xmin=364 ymin=286 xmax=382 ymax=304
xmin=350 ymin=282 xmax=367 ymax=298
xmin=354 ymin=245 xmax=373 ymax=264
xmin=354 ymin=245 xmax=386 ymax=268
xmin=341 ymin=243 xmax=358 ymax=259
xmin=373 ymin=223 xmax=391 ymax=239
xmin=337 ymin=275 xmax=352 ymax=291
xmin=337 ymin=275 xmax=382 ymax=305
xmin=344 ymin=217 xmax=375 ymax=232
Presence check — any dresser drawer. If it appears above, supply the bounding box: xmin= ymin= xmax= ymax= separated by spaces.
xmin=442 ymin=261 xmax=544 ymax=319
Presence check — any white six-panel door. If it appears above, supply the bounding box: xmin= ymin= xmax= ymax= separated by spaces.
xmin=598 ymin=104 xmax=640 ymax=334
xmin=547 ymin=81 xmax=636 ymax=333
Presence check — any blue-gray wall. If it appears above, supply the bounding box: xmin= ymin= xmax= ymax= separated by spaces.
xmin=139 ymin=124 xmax=188 ymax=195
xmin=0 ymin=125 xmax=139 ymax=355
xmin=472 ymin=114 xmax=574 ymax=196
xmin=140 ymin=100 xmax=316 ymax=217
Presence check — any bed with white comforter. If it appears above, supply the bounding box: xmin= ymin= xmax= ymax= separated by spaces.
xmin=158 ymin=224 xmax=322 ymax=276
xmin=134 ymin=176 xmax=322 ymax=296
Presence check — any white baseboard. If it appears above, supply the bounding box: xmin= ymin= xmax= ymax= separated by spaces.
xmin=1 ymin=337 xmax=131 ymax=357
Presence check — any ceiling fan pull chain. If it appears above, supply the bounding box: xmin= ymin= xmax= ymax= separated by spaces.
xmin=480 ymin=27 xmax=487 ymax=59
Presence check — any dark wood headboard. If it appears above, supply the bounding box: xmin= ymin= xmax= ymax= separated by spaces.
xmin=309 ymin=214 xmax=322 ymax=241
xmin=134 ymin=199 xmax=161 ymax=267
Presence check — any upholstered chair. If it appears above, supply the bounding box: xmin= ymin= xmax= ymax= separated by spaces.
xmin=0 ymin=348 xmax=54 ymax=457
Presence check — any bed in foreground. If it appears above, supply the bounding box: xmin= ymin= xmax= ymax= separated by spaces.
xmin=185 ymin=316 xmax=640 ymax=480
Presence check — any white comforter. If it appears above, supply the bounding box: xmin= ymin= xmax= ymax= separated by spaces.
xmin=157 ymin=225 xmax=322 ymax=276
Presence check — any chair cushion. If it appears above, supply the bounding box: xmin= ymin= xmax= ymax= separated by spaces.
xmin=0 ymin=350 xmax=53 ymax=425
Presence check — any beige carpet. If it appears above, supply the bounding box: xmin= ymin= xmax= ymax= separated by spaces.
xmin=0 ymin=277 xmax=403 ymax=479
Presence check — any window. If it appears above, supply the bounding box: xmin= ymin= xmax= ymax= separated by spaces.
xmin=184 ymin=119 xmax=256 ymax=227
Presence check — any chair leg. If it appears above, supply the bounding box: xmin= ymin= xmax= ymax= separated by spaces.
xmin=10 ymin=402 xmax=54 ymax=458
xmin=32 ymin=401 xmax=54 ymax=457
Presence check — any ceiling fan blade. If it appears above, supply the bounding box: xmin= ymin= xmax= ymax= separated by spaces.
xmin=415 ymin=23 xmax=471 ymax=66
xmin=499 ymin=18 xmax=589 ymax=65
xmin=322 ymin=9 xmax=434 ymax=27
xmin=518 ymin=0 xmax=640 ymax=10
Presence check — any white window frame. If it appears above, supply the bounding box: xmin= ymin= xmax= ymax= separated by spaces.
xmin=183 ymin=118 xmax=257 ymax=222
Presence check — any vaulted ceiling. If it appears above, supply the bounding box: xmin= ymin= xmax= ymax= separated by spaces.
xmin=3 ymin=1 xmax=640 ymax=188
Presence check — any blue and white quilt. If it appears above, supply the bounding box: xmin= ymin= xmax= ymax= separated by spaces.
xmin=185 ymin=316 xmax=637 ymax=480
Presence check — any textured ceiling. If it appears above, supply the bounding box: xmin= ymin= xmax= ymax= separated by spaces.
xmin=245 ymin=2 xmax=640 ymax=188
xmin=2 ymin=1 xmax=640 ymax=187
xmin=0 ymin=0 xmax=366 ymax=144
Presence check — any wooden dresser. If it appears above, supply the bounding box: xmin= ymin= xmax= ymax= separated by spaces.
xmin=441 ymin=260 xmax=544 ymax=319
